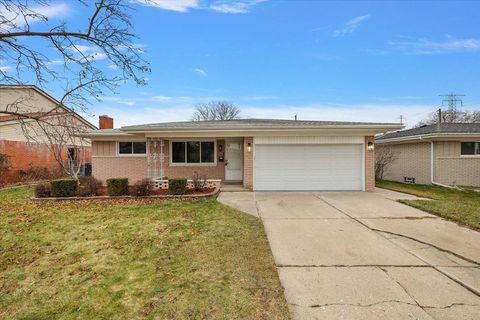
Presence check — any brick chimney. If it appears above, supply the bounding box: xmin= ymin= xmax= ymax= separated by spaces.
xmin=99 ymin=115 xmax=113 ymax=129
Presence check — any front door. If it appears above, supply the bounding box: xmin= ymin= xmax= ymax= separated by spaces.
xmin=225 ymin=141 xmax=243 ymax=181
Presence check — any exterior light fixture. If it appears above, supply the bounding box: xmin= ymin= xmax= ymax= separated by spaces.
xmin=367 ymin=141 xmax=375 ymax=151
xmin=219 ymin=144 xmax=223 ymax=152
xmin=247 ymin=142 xmax=252 ymax=152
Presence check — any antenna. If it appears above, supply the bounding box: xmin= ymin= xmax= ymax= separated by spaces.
xmin=398 ymin=115 xmax=405 ymax=124
xmin=439 ymin=93 xmax=465 ymax=109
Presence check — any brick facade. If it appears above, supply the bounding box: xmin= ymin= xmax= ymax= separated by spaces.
xmin=378 ymin=142 xmax=431 ymax=185
xmin=364 ymin=136 xmax=375 ymax=192
xmin=0 ymin=140 xmax=92 ymax=184
xmin=91 ymin=139 xmax=226 ymax=184
xmin=243 ymin=137 xmax=254 ymax=190
xmin=93 ymin=156 xmax=147 ymax=184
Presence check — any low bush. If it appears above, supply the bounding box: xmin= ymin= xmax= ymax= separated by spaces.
xmin=77 ymin=176 xmax=103 ymax=197
xmin=131 ymin=179 xmax=154 ymax=196
xmin=107 ymin=178 xmax=129 ymax=196
xmin=35 ymin=182 xmax=51 ymax=198
xmin=50 ymin=179 xmax=78 ymax=197
xmin=17 ymin=165 xmax=52 ymax=182
xmin=168 ymin=178 xmax=187 ymax=195
xmin=192 ymin=171 xmax=207 ymax=191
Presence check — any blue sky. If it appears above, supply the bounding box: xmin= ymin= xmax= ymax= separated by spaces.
xmin=3 ymin=0 xmax=480 ymax=127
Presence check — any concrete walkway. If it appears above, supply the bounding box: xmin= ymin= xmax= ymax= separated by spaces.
xmin=218 ymin=190 xmax=480 ymax=320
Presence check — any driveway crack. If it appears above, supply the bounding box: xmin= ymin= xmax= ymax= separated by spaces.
xmin=313 ymin=194 xmax=480 ymax=298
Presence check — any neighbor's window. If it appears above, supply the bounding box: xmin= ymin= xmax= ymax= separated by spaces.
xmin=118 ymin=142 xmax=147 ymax=155
xmin=171 ymin=141 xmax=215 ymax=164
xmin=461 ymin=142 xmax=480 ymax=155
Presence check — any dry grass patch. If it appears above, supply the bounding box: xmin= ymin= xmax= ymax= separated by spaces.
xmin=0 ymin=187 xmax=290 ymax=319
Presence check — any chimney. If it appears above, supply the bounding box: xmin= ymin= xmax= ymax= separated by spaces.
xmin=99 ymin=115 xmax=113 ymax=129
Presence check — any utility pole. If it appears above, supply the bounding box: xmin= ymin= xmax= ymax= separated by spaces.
xmin=399 ymin=115 xmax=405 ymax=124
xmin=439 ymin=93 xmax=465 ymax=109
xmin=438 ymin=93 xmax=465 ymax=123
xmin=294 ymin=114 xmax=297 ymax=121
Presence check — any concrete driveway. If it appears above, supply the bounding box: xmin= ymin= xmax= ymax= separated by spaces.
xmin=218 ymin=190 xmax=480 ymax=319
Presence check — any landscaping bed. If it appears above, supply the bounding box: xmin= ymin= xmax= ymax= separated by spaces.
xmin=0 ymin=187 xmax=291 ymax=319
xmin=377 ymin=179 xmax=480 ymax=230
xmin=33 ymin=177 xmax=218 ymax=201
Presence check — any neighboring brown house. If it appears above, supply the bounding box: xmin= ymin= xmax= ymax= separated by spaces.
xmin=0 ymin=85 xmax=96 ymax=184
xmin=376 ymin=123 xmax=480 ymax=187
xmin=82 ymin=118 xmax=401 ymax=191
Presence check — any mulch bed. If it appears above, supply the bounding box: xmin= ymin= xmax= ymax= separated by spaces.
xmin=31 ymin=188 xmax=219 ymax=202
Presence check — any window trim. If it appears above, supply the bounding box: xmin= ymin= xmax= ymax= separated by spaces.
xmin=116 ymin=141 xmax=147 ymax=157
xmin=169 ymin=139 xmax=217 ymax=166
xmin=460 ymin=141 xmax=480 ymax=157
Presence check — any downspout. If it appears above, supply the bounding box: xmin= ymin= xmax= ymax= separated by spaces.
xmin=419 ymin=136 xmax=452 ymax=188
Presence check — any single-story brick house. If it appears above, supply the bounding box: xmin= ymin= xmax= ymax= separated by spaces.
xmin=83 ymin=118 xmax=401 ymax=191
xmin=376 ymin=123 xmax=480 ymax=187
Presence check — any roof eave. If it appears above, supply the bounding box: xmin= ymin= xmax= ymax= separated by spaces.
xmin=376 ymin=132 xmax=480 ymax=143
xmin=121 ymin=124 xmax=404 ymax=133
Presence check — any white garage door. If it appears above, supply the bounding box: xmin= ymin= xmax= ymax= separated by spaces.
xmin=254 ymin=144 xmax=363 ymax=191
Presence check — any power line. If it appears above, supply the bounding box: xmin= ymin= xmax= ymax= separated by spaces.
xmin=439 ymin=93 xmax=465 ymax=109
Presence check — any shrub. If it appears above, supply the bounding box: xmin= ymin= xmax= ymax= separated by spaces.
xmin=169 ymin=178 xmax=187 ymax=195
xmin=0 ymin=153 xmax=10 ymax=174
xmin=192 ymin=171 xmax=207 ymax=191
xmin=0 ymin=153 xmax=11 ymax=186
xmin=131 ymin=179 xmax=154 ymax=196
xmin=18 ymin=165 xmax=52 ymax=182
xmin=77 ymin=176 xmax=103 ymax=197
xmin=35 ymin=182 xmax=51 ymax=198
xmin=107 ymin=178 xmax=129 ymax=196
xmin=50 ymin=179 xmax=78 ymax=197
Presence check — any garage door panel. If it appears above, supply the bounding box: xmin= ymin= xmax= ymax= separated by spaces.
xmin=254 ymin=144 xmax=363 ymax=191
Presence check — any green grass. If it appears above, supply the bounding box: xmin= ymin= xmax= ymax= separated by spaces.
xmin=0 ymin=187 xmax=290 ymax=320
xmin=376 ymin=180 xmax=480 ymax=230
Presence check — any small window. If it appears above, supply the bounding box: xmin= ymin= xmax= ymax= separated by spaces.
xmin=118 ymin=142 xmax=146 ymax=155
xmin=171 ymin=141 xmax=215 ymax=164
xmin=461 ymin=142 xmax=480 ymax=155
xmin=201 ymin=142 xmax=215 ymax=163
xmin=172 ymin=142 xmax=185 ymax=163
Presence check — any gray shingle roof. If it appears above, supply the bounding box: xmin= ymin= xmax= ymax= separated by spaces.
xmin=121 ymin=118 xmax=401 ymax=131
xmin=377 ymin=123 xmax=480 ymax=140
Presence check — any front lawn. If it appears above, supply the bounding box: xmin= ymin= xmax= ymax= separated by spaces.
xmin=0 ymin=187 xmax=290 ymax=319
xmin=376 ymin=180 xmax=480 ymax=231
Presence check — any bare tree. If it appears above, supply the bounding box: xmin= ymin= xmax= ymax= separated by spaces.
xmin=375 ymin=146 xmax=397 ymax=180
xmin=417 ymin=106 xmax=480 ymax=127
xmin=192 ymin=101 xmax=241 ymax=121
xmin=0 ymin=0 xmax=149 ymax=178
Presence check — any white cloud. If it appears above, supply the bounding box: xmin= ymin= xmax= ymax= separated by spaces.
xmin=194 ymin=68 xmax=207 ymax=77
xmin=388 ymin=36 xmax=480 ymax=55
xmin=334 ymin=14 xmax=371 ymax=37
xmin=134 ymin=0 xmax=199 ymax=12
xmin=152 ymin=95 xmax=172 ymax=101
xmin=133 ymin=0 xmax=265 ymax=13
xmin=45 ymin=59 xmax=64 ymax=66
xmin=0 ymin=3 xmax=69 ymax=31
xmin=89 ymin=98 xmax=441 ymax=128
xmin=0 ymin=65 xmax=12 ymax=72
xmin=67 ymin=45 xmax=108 ymax=62
xmin=210 ymin=0 xmax=266 ymax=13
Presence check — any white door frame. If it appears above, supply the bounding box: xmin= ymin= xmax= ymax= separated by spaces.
xmin=225 ymin=138 xmax=243 ymax=181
